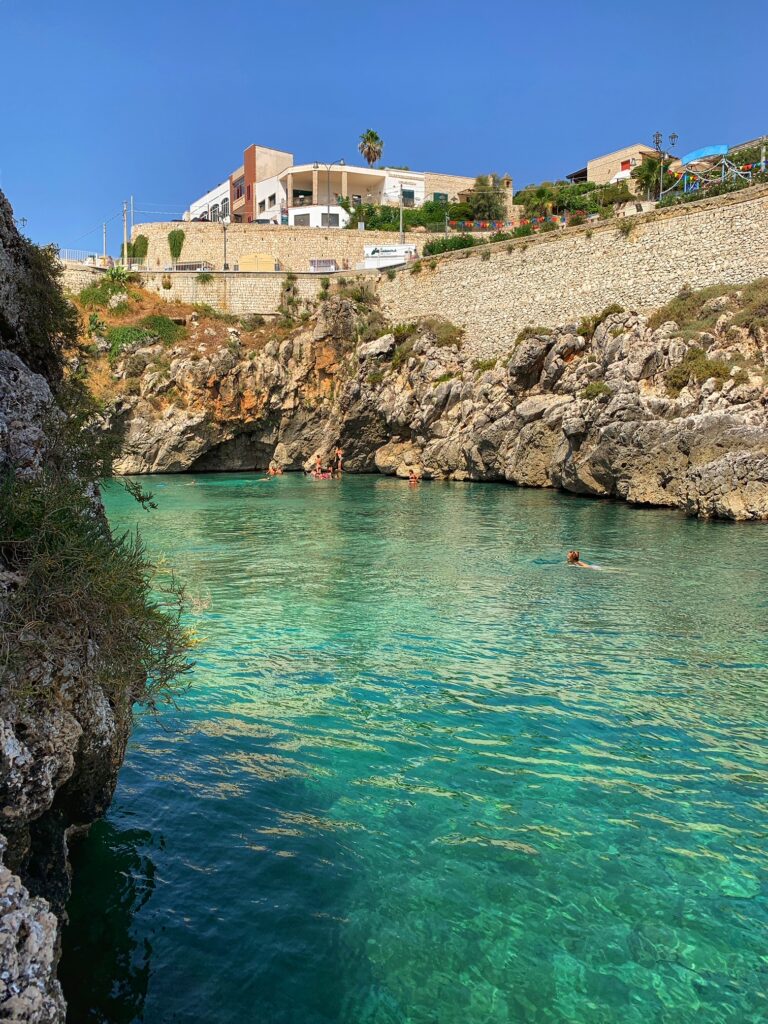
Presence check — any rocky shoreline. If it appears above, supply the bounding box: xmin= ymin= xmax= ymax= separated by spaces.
xmin=1 ymin=194 xmax=139 ymax=1023
xmin=110 ymin=294 xmax=768 ymax=521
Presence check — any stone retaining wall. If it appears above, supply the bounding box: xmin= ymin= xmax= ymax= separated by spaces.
xmin=377 ymin=184 xmax=768 ymax=358
xmin=137 ymin=270 xmax=359 ymax=315
xmin=131 ymin=221 xmax=447 ymax=273
xmin=60 ymin=263 xmax=104 ymax=293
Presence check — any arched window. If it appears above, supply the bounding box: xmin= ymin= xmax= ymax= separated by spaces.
xmin=210 ymin=204 xmax=220 ymax=222
xmin=221 ymin=198 xmax=229 ymax=219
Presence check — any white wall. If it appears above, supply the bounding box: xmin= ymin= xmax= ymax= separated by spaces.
xmin=188 ymin=181 xmax=230 ymax=221
xmin=255 ymin=174 xmax=286 ymax=223
xmin=383 ymin=170 xmax=426 ymax=207
xmin=287 ymin=204 xmax=350 ymax=229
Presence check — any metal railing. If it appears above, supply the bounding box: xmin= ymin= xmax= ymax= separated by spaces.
xmin=115 ymin=258 xmax=215 ymax=272
xmin=58 ymin=248 xmax=101 ymax=264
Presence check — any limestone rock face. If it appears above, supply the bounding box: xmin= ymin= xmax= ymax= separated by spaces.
xmin=107 ymin=300 xmax=768 ymax=520
xmin=1 ymin=190 xmax=136 ymax=1023
xmin=0 ymin=839 xmax=65 ymax=1024
xmin=0 ymin=351 xmax=134 ymax=1024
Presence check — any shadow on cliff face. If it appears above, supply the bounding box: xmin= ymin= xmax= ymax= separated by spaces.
xmin=59 ymin=821 xmax=154 ymax=1024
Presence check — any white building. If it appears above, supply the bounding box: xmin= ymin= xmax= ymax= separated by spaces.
xmin=188 ymin=180 xmax=231 ymax=222
xmin=183 ymin=142 xmax=484 ymax=229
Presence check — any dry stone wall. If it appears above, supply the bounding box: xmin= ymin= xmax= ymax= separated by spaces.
xmin=138 ymin=270 xmax=357 ymax=315
xmin=378 ymin=185 xmax=768 ymax=358
xmin=131 ymin=222 xmax=446 ymax=272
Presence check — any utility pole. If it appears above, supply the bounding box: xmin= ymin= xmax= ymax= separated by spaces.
xmin=399 ymin=184 xmax=404 ymax=244
xmin=130 ymin=195 xmax=134 ymax=234
xmin=103 ymin=222 xmax=107 ymax=265
xmin=122 ymin=201 xmax=128 ymax=265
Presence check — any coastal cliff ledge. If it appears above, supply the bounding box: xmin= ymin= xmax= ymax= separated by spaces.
xmin=105 ymin=287 xmax=768 ymax=521
xmin=1 ymin=190 xmax=190 ymax=1023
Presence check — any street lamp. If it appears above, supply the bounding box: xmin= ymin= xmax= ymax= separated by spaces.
xmin=313 ymin=159 xmax=345 ymax=227
xmin=653 ymin=131 xmax=678 ymax=201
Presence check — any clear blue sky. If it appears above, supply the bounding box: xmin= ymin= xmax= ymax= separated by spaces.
xmin=0 ymin=0 xmax=762 ymax=253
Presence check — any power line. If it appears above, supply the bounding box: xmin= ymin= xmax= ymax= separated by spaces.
xmin=70 ymin=209 xmax=122 ymax=244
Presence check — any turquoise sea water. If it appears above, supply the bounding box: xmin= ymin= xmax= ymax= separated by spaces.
xmin=61 ymin=474 xmax=768 ymax=1024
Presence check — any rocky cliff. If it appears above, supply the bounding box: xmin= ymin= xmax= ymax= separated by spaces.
xmin=0 ymin=193 xmax=143 ymax=1023
xmin=109 ymin=291 xmax=768 ymax=520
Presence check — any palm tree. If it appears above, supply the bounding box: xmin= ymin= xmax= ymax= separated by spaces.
xmin=358 ymin=129 xmax=383 ymax=167
xmin=631 ymin=156 xmax=674 ymax=201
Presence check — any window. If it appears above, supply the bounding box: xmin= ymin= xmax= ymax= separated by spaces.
xmin=210 ymin=204 xmax=220 ymax=222
xmin=233 ymin=178 xmax=245 ymax=200
xmin=433 ymin=192 xmax=448 ymax=203
xmin=247 ymin=185 xmax=251 ymax=200
xmin=294 ymin=213 xmax=310 ymax=226
xmin=268 ymin=193 xmax=276 ymax=208
xmin=620 ymin=159 xmax=631 ymax=172
xmin=221 ymin=198 xmax=229 ymax=219
xmin=258 ymin=200 xmax=266 ymax=214
xmin=402 ymin=189 xmax=415 ymax=208
xmin=321 ymin=213 xmax=340 ymax=227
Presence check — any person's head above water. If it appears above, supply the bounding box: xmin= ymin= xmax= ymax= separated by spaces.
xmin=567 ymin=550 xmax=580 ymax=563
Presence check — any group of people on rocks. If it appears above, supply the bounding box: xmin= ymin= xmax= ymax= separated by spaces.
xmin=306 ymin=448 xmax=344 ymax=479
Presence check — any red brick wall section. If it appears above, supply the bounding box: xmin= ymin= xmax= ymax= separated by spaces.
xmin=244 ymin=145 xmax=257 ymax=222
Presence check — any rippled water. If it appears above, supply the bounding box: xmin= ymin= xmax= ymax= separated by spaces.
xmin=61 ymin=474 xmax=768 ymax=1024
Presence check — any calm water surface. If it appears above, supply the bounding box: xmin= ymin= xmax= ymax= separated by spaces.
xmin=61 ymin=474 xmax=768 ymax=1024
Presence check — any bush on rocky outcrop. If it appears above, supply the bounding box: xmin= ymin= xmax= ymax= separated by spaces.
xmin=577 ymin=304 xmax=624 ymax=340
xmin=138 ymin=314 xmax=186 ymax=346
xmin=0 ymin=203 xmax=79 ymax=383
xmin=106 ymin=324 xmax=149 ymax=362
xmin=79 ymin=276 xmax=132 ymax=311
xmin=515 ymin=325 xmax=552 ymax=344
xmin=664 ymin=346 xmax=731 ymax=395
xmin=419 ymin=316 xmax=463 ymax=348
xmin=581 ymin=380 xmax=613 ymax=400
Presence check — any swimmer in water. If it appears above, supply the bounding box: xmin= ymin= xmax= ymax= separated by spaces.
xmin=408 ymin=468 xmax=420 ymax=485
xmin=567 ymin=550 xmax=600 ymax=569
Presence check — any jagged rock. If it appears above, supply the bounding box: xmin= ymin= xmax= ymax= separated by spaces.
xmin=312 ymin=297 xmax=357 ymax=342
xmin=359 ymin=334 xmax=395 ymax=359
xmin=102 ymin=295 xmax=768 ymax=519
xmin=507 ymin=336 xmax=552 ymax=387
xmin=0 ymin=838 xmax=65 ymax=1024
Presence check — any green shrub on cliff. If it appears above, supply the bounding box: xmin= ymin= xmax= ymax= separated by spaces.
xmin=106 ymin=325 xmax=150 ymax=362
xmin=515 ymin=325 xmax=552 ymax=343
xmin=665 ymin=347 xmax=731 ymax=394
xmin=78 ymin=275 xmax=131 ymax=311
xmin=581 ymin=380 xmax=613 ymax=400
xmin=577 ymin=304 xmax=624 ymax=340
xmin=391 ymin=340 xmax=414 ymax=369
xmin=2 ymin=472 xmax=193 ymax=709
xmin=419 ymin=317 xmax=464 ymax=348
xmin=139 ymin=314 xmax=186 ymax=346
